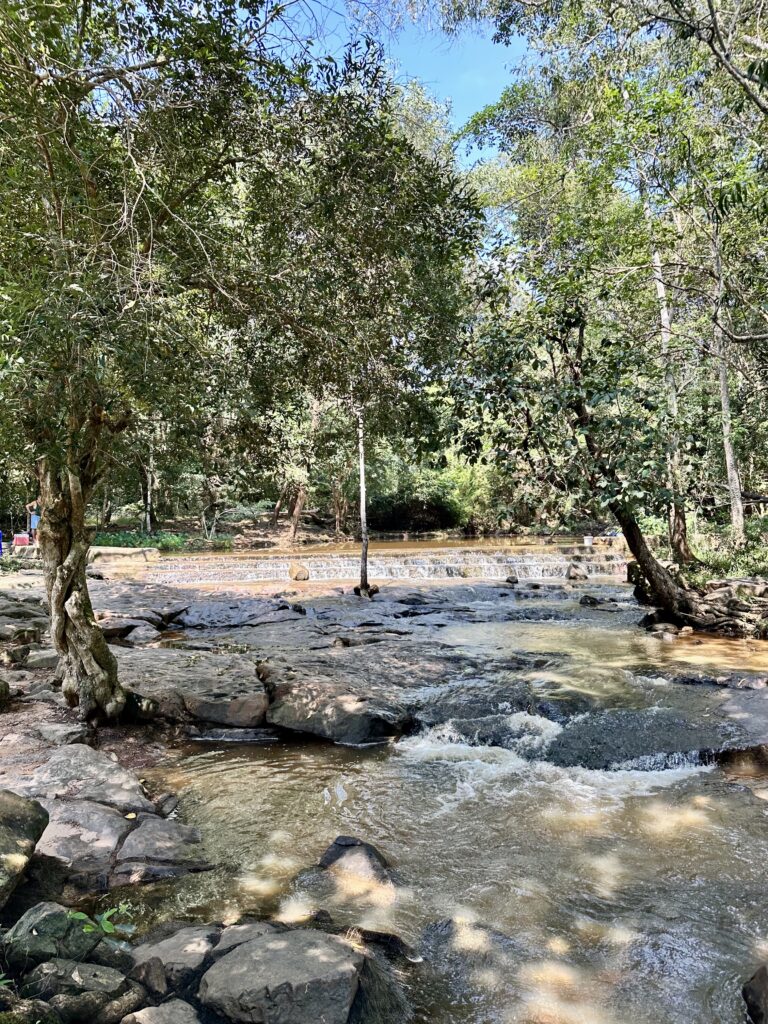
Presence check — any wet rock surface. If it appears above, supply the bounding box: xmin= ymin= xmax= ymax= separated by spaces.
xmin=198 ymin=928 xmax=364 ymax=1024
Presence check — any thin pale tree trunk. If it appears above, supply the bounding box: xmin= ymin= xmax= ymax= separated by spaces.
xmin=712 ymin=224 xmax=746 ymax=547
xmin=646 ymin=201 xmax=694 ymax=563
xmin=38 ymin=462 xmax=125 ymax=720
xmin=357 ymin=408 xmax=370 ymax=595
xmin=289 ymin=484 xmax=306 ymax=545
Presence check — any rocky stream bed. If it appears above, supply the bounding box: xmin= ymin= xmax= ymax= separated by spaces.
xmin=3 ymin=559 xmax=768 ymax=1023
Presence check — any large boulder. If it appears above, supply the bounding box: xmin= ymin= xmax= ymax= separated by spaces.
xmin=35 ymin=799 xmax=134 ymax=884
xmin=566 ymin=561 xmax=588 ymax=581
xmin=289 ymin=563 xmax=310 ymax=582
xmin=115 ymin=649 xmax=269 ymax=728
xmin=0 ymin=790 xmax=49 ymax=909
xmin=3 ymin=745 xmax=154 ymax=814
xmin=267 ymin=680 xmax=409 ymax=745
xmin=3 ymin=901 xmax=101 ymax=970
xmin=131 ymin=924 xmax=221 ymax=989
xmin=198 ymin=929 xmax=364 ymax=1024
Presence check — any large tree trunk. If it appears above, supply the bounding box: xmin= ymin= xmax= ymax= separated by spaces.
xmin=609 ymin=500 xmax=685 ymax=613
xmin=37 ymin=465 xmax=125 ymax=720
xmin=646 ymin=205 xmax=695 ymax=564
xmin=356 ymin=408 xmax=370 ymax=596
xmin=712 ymin=225 xmax=746 ymax=547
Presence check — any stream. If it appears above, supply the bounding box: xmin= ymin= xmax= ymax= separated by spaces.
xmin=135 ymin=556 xmax=768 ymax=1024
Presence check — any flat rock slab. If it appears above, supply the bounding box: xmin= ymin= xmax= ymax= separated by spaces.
xmin=121 ymin=1001 xmax=202 ymax=1024
xmin=2 ymin=744 xmax=154 ymax=814
xmin=198 ymin=929 xmax=364 ymax=1024
xmin=21 ymin=958 xmax=129 ymax=1000
xmin=0 ymin=790 xmax=49 ymax=909
xmin=132 ymin=924 xmax=222 ymax=988
xmin=112 ymin=817 xmax=209 ymax=886
xmin=176 ymin=598 xmax=304 ymax=629
xmin=36 ymin=799 xmax=135 ymax=882
xmin=116 ymin=648 xmax=268 ymax=727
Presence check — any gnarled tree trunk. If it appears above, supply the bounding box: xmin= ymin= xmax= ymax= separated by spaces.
xmin=37 ymin=464 xmax=125 ymax=720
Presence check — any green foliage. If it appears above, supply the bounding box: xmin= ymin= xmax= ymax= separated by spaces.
xmin=69 ymin=902 xmax=133 ymax=938
xmin=92 ymin=530 xmax=232 ymax=552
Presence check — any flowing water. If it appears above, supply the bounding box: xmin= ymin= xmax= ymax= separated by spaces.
xmin=137 ymin=557 xmax=768 ymax=1024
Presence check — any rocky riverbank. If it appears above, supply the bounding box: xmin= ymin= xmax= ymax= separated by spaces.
xmin=3 ymin=565 xmax=768 ymax=1022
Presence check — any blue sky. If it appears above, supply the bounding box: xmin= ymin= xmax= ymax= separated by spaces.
xmin=384 ymin=24 xmax=525 ymax=130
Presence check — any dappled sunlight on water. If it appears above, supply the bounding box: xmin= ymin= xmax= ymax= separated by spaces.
xmin=143 ymin=604 xmax=768 ymax=1023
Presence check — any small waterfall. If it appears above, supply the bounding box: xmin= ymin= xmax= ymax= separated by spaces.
xmin=151 ymin=541 xmax=629 ymax=583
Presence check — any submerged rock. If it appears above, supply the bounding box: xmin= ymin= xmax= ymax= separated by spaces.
xmin=545 ymin=708 xmax=737 ymax=770
xmin=319 ymin=836 xmax=392 ymax=885
xmin=0 ymin=790 xmax=49 ymax=909
xmin=198 ymin=929 xmax=363 ymax=1024
xmin=112 ymin=817 xmax=209 ymax=887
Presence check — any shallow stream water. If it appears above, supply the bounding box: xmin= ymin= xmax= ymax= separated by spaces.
xmin=139 ymin=567 xmax=768 ymax=1024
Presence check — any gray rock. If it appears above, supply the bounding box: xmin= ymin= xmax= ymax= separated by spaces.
xmin=198 ymin=929 xmax=364 ymax=1024
xmin=35 ymin=799 xmax=134 ymax=882
xmin=4 ymin=744 xmax=154 ymax=813
xmin=546 ymin=708 xmax=739 ymax=770
xmin=33 ymin=722 xmax=88 ymax=745
xmin=268 ymin=680 xmax=409 ymax=745
xmin=111 ymin=817 xmax=209 ymax=886
xmin=566 ymin=562 xmax=589 ymax=581
xmin=3 ymin=901 xmax=101 ymax=970
xmin=319 ymin=836 xmax=392 ymax=885
xmin=212 ymin=921 xmax=275 ymax=960
xmin=121 ymin=1000 xmax=202 ymax=1024
xmin=115 ymin=648 xmax=269 ymax=728
xmin=0 ymin=675 xmax=10 ymax=705
xmin=175 ymin=598 xmax=300 ymax=629
xmin=0 ymin=789 xmax=49 ymax=909
xmin=21 ymin=959 xmax=129 ymax=1000
xmin=98 ymin=617 xmax=151 ymax=639
xmin=0 ymin=995 xmax=61 ymax=1023
xmin=128 ymin=957 xmax=168 ymax=998
xmin=132 ymin=924 xmax=221 ymax=988
xmin=25 ymin=649 xmax=59 ymax=670
xmin=744 ymin=964 xmax=768 ymax=1024
xmin=49 ymin=981 xmax=145 ymax=1024
xmin=125 ymin=623 xmax=162 ymax=645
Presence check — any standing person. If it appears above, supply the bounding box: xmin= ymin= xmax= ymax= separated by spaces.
xmin=25 ymin=496 xmax=41 ymax=544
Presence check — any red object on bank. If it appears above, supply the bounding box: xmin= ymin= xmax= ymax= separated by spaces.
xmin=12 ymin=533 xmax=30 ymax=546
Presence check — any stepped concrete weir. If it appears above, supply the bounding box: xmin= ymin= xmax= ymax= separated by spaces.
xmin=145 ymin=538 xmax=629 ymax=585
